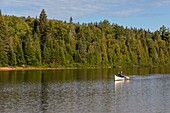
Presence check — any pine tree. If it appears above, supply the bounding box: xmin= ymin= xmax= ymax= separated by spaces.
xmin=70 ymin=16 xmax=73 ymax=24
xmin=39 ymin=9 xmax=48 ymax=63
xmin=1 ymin=10 xmax=170 ymax=67
xmin=39 ymin=9 xmax=47 ymax=36
xmin=0 ymin=10 xmax=9 ymax=66
xmin=8 ymin=47 xmax=17 ymax=66
xmin=16 ymin=43 xmax=25 ymax=66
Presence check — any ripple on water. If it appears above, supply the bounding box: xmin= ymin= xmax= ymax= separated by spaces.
xmin=0 ymin=74 xmax=170 ymax=113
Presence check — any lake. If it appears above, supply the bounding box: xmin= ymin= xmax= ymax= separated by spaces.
xmin=0 ymin=67 xmax=170 ymax=113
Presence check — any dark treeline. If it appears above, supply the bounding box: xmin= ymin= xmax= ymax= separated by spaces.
xmin=0 ymin=9 xmax=170 ymax=68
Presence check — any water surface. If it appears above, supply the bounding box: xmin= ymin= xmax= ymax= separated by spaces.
xmin=0 ymin=67 xmax=170 ymax=113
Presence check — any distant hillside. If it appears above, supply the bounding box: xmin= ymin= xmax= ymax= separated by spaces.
xmin=0 ymin=9 xmax=170 ymax=68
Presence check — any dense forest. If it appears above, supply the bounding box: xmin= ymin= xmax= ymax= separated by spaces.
xmin=0 ymin=9 xmax=170 ymax=68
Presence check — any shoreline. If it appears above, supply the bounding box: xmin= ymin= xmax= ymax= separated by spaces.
xmin=0 ymin=67 xmax=79 ymax=71
xmin=0 ymin=65 xmax=167 ymax=71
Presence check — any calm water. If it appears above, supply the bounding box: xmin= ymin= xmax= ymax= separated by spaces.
xmin=0 ymin=67 xmax=170 ymax=113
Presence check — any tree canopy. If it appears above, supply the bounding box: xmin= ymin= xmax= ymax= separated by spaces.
xmin=0 ymin=9 xmax=170 ymax=68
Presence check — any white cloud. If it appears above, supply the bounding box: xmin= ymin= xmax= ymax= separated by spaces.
xmin=109 ymin=8 xmax=142 ymax=17
xmin=0 ymin=0 xmax=169 ymax=20
xmin=153 ymin=0 xmax=170 ymax=7
xmin=1 ymin=0 xmax=106 ymax=19
xmin=139 ymin=13 xmax=165 ymax=17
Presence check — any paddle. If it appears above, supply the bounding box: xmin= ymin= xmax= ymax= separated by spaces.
xmin=124 ymin=75 xmax=130 ymax=80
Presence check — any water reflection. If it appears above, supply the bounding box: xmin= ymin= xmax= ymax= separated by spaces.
xmin=0 ymin=68 xmax=170 ymax=113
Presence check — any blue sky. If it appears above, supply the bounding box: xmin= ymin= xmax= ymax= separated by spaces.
xmin=0 ymin=0 xmax=170 ymax=31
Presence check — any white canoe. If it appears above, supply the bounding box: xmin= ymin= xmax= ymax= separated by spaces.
xmin=114 ymin=75 xmax=130 ymax=81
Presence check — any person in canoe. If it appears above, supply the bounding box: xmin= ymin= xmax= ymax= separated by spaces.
xmin=117 ymin=71 xmax=124 ymax=77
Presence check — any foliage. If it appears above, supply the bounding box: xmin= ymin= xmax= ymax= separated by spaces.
xmin=0 ymin=9 xmax=170 ymax=67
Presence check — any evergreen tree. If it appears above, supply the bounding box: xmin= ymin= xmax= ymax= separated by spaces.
xmin=16 ymin=43 xmax=25 ymax=66
xmin=160 ymin=25 xmax=170 ymax=43
xmin=39 ymin=9 xmax=48 ymax=63
xmin=0 ymin=10 xmax=9 ymax=66
xmin=0 ymin=10 xmax=170 ymax=67
xmin=39 ymin=9 xmax=47 ymax=36
xmin=8 ymin=47 xmax=17 ymax=66
xmin=70 ymin=16 xmax=73 ymax=24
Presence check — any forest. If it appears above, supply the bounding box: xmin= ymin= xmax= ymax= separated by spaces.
xmin=0 ymin=9 xmax=170 ymax=68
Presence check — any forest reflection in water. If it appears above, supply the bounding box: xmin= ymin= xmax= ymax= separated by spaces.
xmin=0 ymin=67 xmax=170 ymax=113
